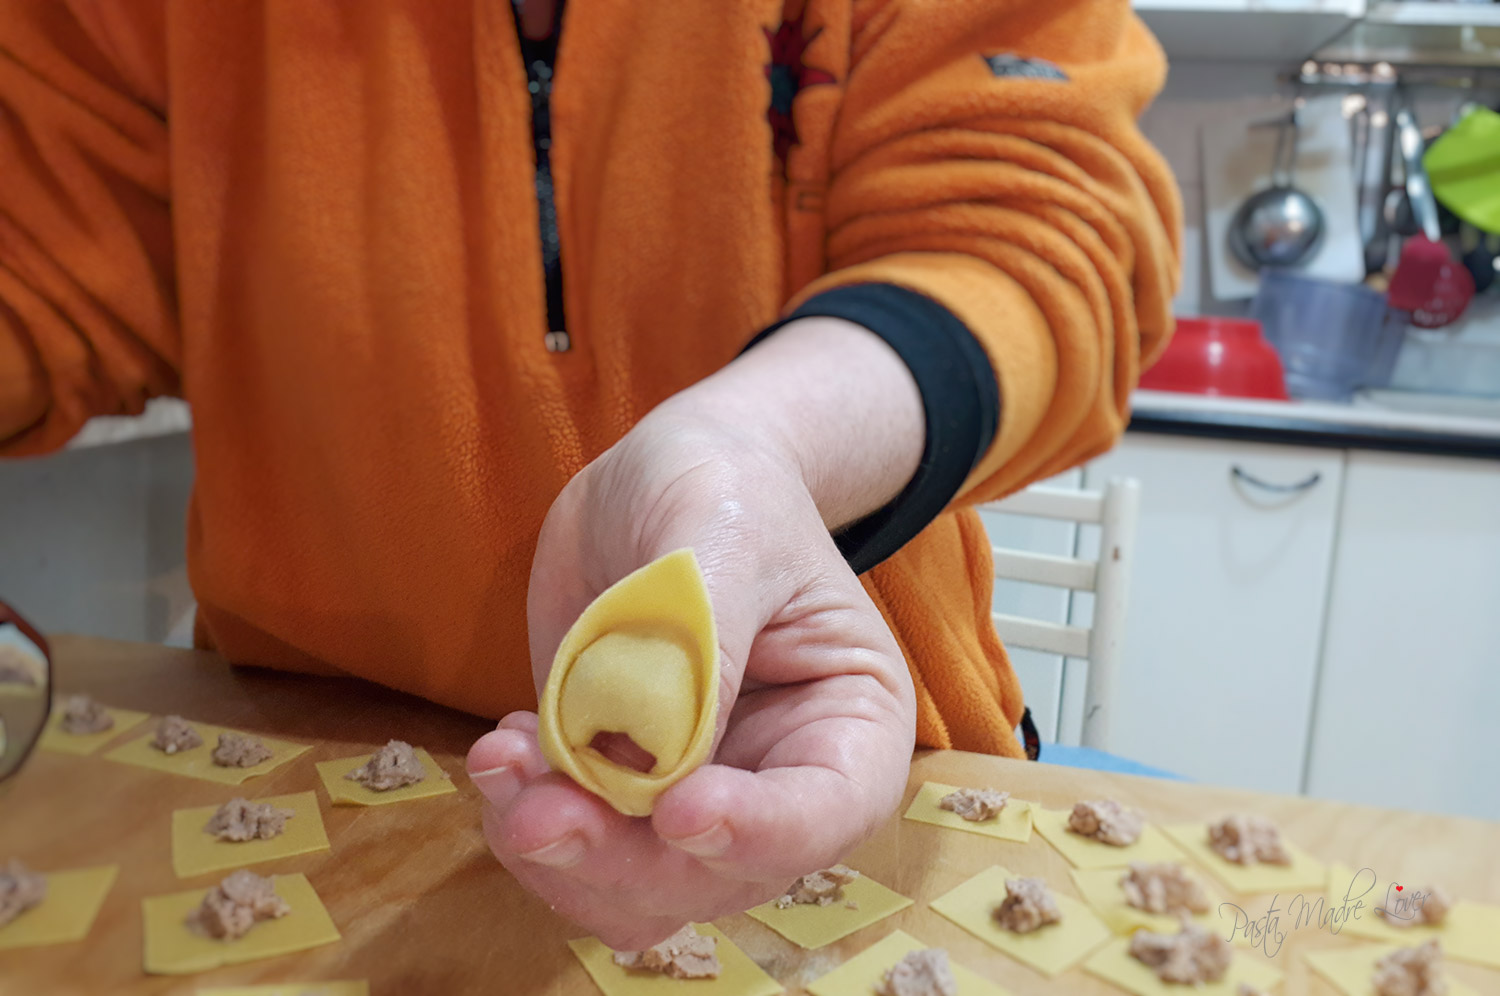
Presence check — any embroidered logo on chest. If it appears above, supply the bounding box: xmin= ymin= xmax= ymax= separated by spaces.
xmin=764 ymin=14 xmax=837 ymax=176
xmin=985 ymin=53 xmax=1069 ymax=82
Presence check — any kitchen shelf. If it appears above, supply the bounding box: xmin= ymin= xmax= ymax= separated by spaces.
xmin=1365 ymin=1 xmax=1500 ymax=27
xmin=1136 ymin=0 xmax=1365 ymax=62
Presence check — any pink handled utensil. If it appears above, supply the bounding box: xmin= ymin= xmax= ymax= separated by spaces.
xmin=1387 ymin=109 xmax=1474 ymax=329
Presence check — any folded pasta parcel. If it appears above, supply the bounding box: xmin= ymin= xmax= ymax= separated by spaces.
xmin=538 ymin=549 xmax=719 ymax=816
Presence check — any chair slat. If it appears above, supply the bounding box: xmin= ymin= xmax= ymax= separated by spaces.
xmin=991 ymin=613 xmax=1091 ymax=657
xmin=985 ymin=487 xmax=1104 ymax=523
xmin=991 ymin=548 xmax=1098 ymax=591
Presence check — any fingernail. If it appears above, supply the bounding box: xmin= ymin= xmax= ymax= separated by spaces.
xmin=518 ymin=833 xmax=586 ymax=868
xmin=470 ymin=763 xmax=523 ymax=809
xmin=667 ymin=823 xmax=732 ymax=859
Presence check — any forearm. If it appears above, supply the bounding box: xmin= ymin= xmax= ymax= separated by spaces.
xmin=659 ymin=317 xmax=925 ymax=531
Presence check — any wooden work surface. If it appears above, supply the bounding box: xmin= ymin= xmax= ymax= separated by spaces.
xmin=3 ymin=636 xmax=1498 ymax=995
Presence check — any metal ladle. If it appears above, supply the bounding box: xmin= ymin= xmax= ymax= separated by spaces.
xmin=1230 ymin=110 xmax=1326 ymax=270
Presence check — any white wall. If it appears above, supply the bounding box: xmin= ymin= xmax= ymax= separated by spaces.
xmin=0 ymin=432 xmax=195 ymax=643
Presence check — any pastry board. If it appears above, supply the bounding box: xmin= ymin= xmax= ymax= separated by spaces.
xmin=3 ymin=636 xmax=1498 ymax=994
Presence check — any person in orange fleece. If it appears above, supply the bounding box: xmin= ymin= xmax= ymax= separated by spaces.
xmin=0 ymin=0 xmax=1177 ymax=947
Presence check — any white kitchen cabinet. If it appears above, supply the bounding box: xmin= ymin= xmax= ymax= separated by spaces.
xmin=1304 ymin=452 xmax=1500 ymax=821
xmin=979 ymin=469 xmax=1083 ymax=744
xmin=1079 ymin=435 xmax=1346 ymax=792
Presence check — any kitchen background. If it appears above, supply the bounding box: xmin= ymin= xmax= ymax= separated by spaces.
xmin=2 ymin=2 xmax=1497 ymax=819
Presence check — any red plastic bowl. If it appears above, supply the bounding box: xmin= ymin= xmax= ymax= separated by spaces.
xmin=1139 ymin=317 xmax=1290 ymax=401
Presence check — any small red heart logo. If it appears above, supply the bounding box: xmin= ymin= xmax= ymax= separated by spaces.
xmin=1396 ymin=885 xmax=1403 ymax=891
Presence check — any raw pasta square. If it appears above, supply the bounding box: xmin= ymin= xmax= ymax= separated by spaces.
xmin=1069 ymin=865 xmax=1244 ymax=941
xmin=745 ymin=872 xmax=912 ymax=950
xmin=0 ymin=865 xmax=117 ymax=950
xmin=1085 ymin=935 xmax=1282 ymax=996
xmin=172 ymin=791 xmax=331 ymax=877
xmin=901 ymin=782 xmax=1035 ymax=843
xmin=315 ymin=748 xmax=457 ymax=806
xmin=37 ymin=706 xmax=149 ymax=756
xmin=1305 ymin=943 xmax=1481 ymax=996
xmin=142 ymin=872 xmax=340 ymax=974
xmin=806 ymin=929 xmax=1010 ymax=996
xmin=106 ymin=721 xmax=310 ymax=785
xmin=1324 ymin=863 xmax=1500 ymax=970
xmin=928 ymin=865 xmax=1111 ymax=977
xmin=568 ymin=923 xmax=782 ymax=996
xmin=1161 ymin=823 xmax=1325 ymax=896
xmin=1032 ymin=807 xmax=1184 ymax=870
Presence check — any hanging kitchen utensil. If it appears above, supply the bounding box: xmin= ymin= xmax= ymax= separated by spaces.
xmin=1357 ymin=89 xmax=1396 ymax=275
xmin=1460 ymin=224 xmax=1499 ymax=293
xmin=1229 ymin=109 xmax=1327 ymax=270
xmin=1388 ymin=108 xmax=1475 ymax=329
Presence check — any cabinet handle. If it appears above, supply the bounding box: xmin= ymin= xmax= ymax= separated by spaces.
xmin=1231 ymin=466 xmax=1323 ymax=493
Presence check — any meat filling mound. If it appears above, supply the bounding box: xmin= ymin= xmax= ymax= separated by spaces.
xmin=1372 ymin=940 xmax=1447 ymax=996
xmin=877 ymin=948 xmax=958 ymax=996
xmin=1207 ymin=815 xmax=1291 ymax=866
xmin=344 ymin=739 xmax=426 ymax=791
xmin=774 ymin=865 xmax=859 ymax=909
xmin=993 ymin=876 xmax=1062 ymax=934
xmin=1120 ymin=862 xmax=1212 ymax=916
xmin=0 ymin=860 xmax=47 ymax=928
xmin=186 ymin=869 xmax=290 ymax=940
xmin=1128 ymin=922 xmax=1233 ymax=984
xmin=211 ymin=731 xmax=274 ymax=768
xmin=59 ymin=694 xmax=114 ymax=735
xmin=204 ymin=798 xmax=295 ymax=842
xmin=152 ymin=715 xmax=204 ymax=754
xmin=611 ymin=925 xmax=721 ymax=979
xmin=938 ymin=787 xmax=1009 ymax=822
xmin=1068 ymin=799 xmax=1144 ymax=846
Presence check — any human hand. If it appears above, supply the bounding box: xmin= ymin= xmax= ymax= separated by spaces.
xmin=466 ymin=382 xmax=918 ymax=949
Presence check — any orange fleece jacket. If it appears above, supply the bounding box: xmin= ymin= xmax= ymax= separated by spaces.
xmin=0 ymin=1 xmax=1178 ymax=757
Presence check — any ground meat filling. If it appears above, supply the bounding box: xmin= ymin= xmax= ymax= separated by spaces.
xmin=877 ymin=948 xmax=958 ymax=996
xmin=774 ymin=865 xmax=859 ymax=909
xmin=152 ymin=715 xmax=204 ymax=754
xmin=345 ymin=739 xmax=426 ymax=791
xmin=0 ymin=646 xmax=42 ymax=686
xmin=211 ymin=731 xmax=274 ymax=768
xmin=1129 ymin=922 xmax=1233 ymax=984
xmin=1068 ymin=799 xmax=1144 ymax=846
xmin=0 ymin=860 xmax=47 ymax=928
xmin=993 ymin=876 xmax=1062 ymax=934
xmin=59 ymin=694 xmax=114 ymax=735
xmin=186 ymin=869 xmax=290 ymax=940
xmin=611 ymin=925 xmax=721 ymax=979
xmin=1121 ymin=862 xmax=1212 ymax=916
xmin=1382 ymin=887 xmax=1453 ymax=929
xmin=1207 ymin=815 xmax=1291 ymax=866
xmin=938 ymin=787 xmax=1009 ymax=822
xmin=1372 ymin=940 xmax=1447 ymax=996
xmin=204 ymin=798 xmax=295 ymax=842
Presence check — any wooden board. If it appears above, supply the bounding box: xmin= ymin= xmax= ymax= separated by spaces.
xmin=2 ymin=636 xmax=1498 ymax=995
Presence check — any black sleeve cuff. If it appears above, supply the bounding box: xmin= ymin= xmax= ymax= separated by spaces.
xmin=744 ymin=283 xmax=1001 ymax=574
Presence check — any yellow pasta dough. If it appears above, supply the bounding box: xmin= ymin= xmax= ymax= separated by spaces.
xmin=1031 ymin=807 xmax=1185 ymax=870
xmin=0 ymin=865 xmax=117 ymax=950
xmin=901 ymin=782 xmax=1035 ymax=843
xmin=171 ymin=791 xmax=331 ymax=877
xmin=1324 ymin=864 xmax=1500 ymax=970
xmin=1070 ymin=866 xmax=1244 ymax=941
xmin=1304 ymin=943 xmax=1481 ymax=996
xmin=1161 ymin=823 xmax=1326 ymax=896
xmin=142 ymin=872 xmax=340 ymax=975
xmin=806 ymin=930 xmax=1011 ymax=996
xmin=1084 ymin=935 xmax=1283 ymax=996
xmin=105 ymin=722 xmax=310 ymax=785
xmin=197 ymin=983 xmax=368 ymax=996
xmin=568 ymin=923 xmax=781 ymax=996
xmin=314 ymin=748 xmax=456 ymax=806
xmin=37 ymin=707 xmax=149 ymax=756
xmin=745 ymin=872 xmax=913 ymax=950
xmin=538 ymin=549 xmax=720 ymax=817
xmin=928 ymin=865 xmax=1111 ymax=977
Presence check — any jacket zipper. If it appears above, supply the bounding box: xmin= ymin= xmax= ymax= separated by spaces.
xmin=515 ymin=5 xmax=569 ymax=352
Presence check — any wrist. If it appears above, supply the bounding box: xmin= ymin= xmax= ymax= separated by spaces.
xmin=656 ymin=317 xmax=925 ymax=530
